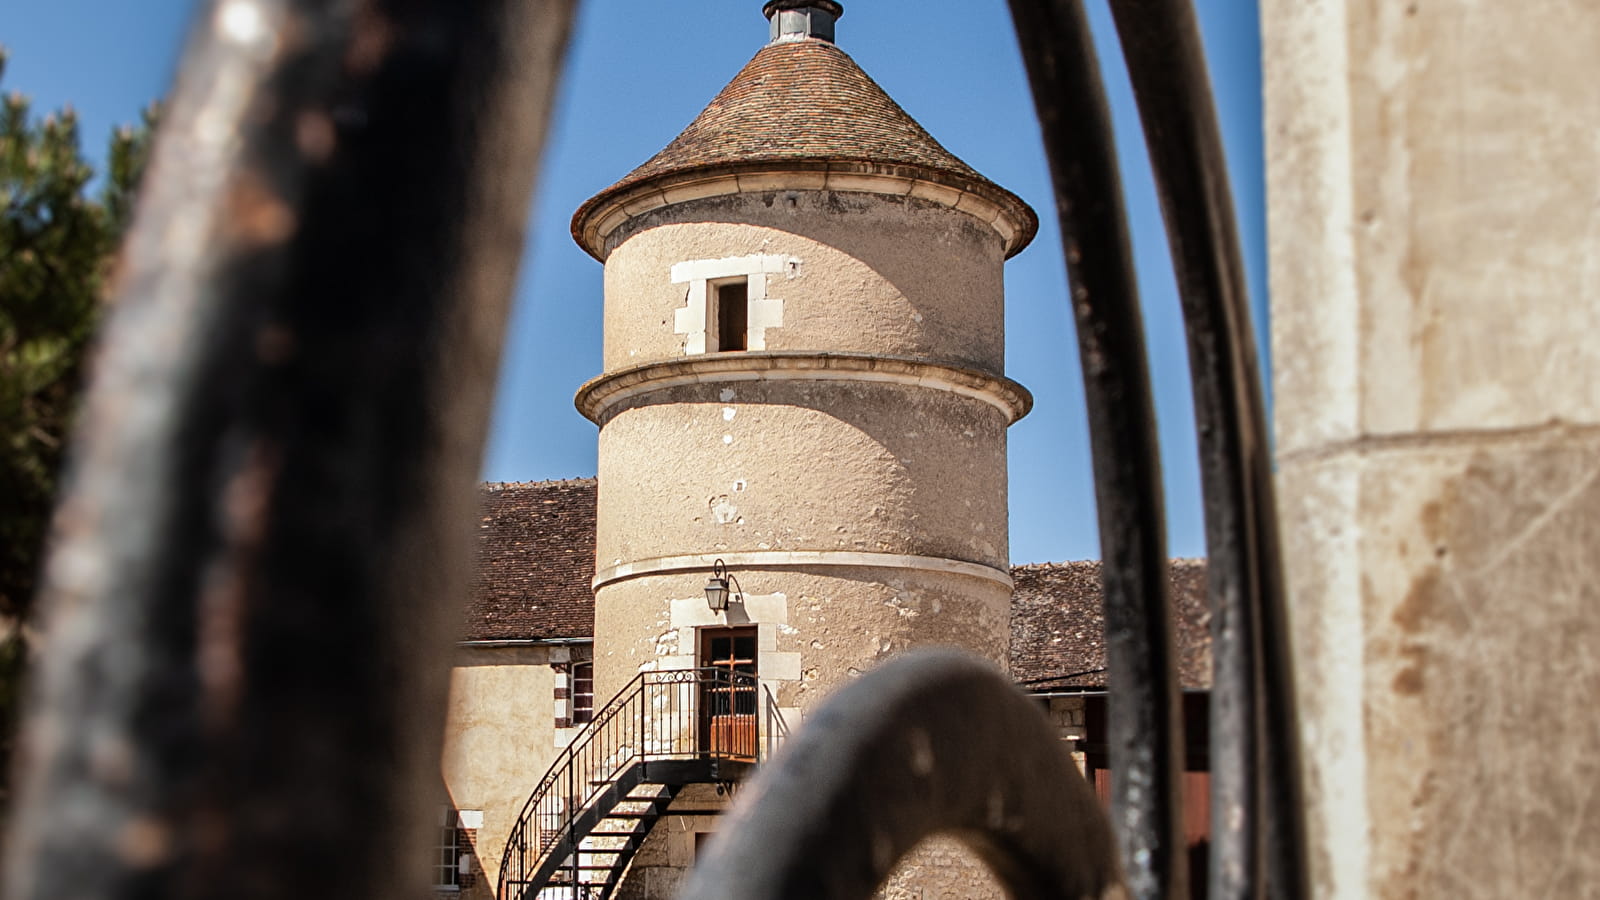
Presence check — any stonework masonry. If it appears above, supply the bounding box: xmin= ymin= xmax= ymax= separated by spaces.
xmin=593 ymin=191 xmax=1013 ymax=373
xmin=1265 ymin=1 xmax=1600 ymax=896
xmin=581 ymin=182 xmax=1029 ymax=715
xmin=570 ymin=18 xmax=1037 ymax=897
xmin=442 ymin=477 xmax=1191 ymax=897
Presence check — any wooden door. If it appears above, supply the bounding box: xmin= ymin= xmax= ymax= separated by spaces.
xmin=699 ymin=627 xmax=758 ymax=760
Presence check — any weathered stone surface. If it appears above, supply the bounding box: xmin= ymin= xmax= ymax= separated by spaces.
xmin=1272 ymin=456 xmax=1366 ymax=900
xmin=594 ymin=380 xmax=1011 ymax=571
xmin=1267 ymin=0 xmax=1600 ymax=458
xmin=600 ymin=191 xmax=1007 ymax=374
xmin=875 ymin=835 xmax=1008 ymax=900
xmin=1358 ymin=436 xmax=1600 ymax=898
xmin=593 ymin=569 xmax=1012 ymax=716
xmin=1267 ymin=1 xmax=1600 ymax=896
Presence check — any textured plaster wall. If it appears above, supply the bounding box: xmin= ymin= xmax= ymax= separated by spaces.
xmin=594 ymin=380 xmax=1010 ymax=570
xmin=600 ymin=191 xmax=1007 ymax=373
xmin=1265 ymin=1 xmax=1600 ymax=896
xmin=875 ymin=835 xmax=1009 ymax=900
xmin=440 ymin=647 xmax=558 ymax=897
xmin=593 ymin=569 xmax=1011 ymax=717
xmin=592 ymin=173 xmax=1024 ymax=900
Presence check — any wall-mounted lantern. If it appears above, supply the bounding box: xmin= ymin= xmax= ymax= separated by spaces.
xmin=703 ymin=558 xmax=743 ymax=612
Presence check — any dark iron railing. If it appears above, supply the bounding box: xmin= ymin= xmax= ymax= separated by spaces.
xmin=497 ymin=668 xmax=785 ymax=900
xmin=765 ymin=680 xmax=790 ymax=761
xmin=3 ymin=1 xmax=1305 ymax=899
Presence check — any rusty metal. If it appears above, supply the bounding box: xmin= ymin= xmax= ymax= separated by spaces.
xmin=3 ymin=1 xmax=574 ymax=898
xmin=681 ymin=650 xmax=1122 ymax=900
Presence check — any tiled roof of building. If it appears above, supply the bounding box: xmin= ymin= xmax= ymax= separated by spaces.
xmin=621 ymin=39 xmax=981 ymax=185
xmin=1009 ymin=559 xmax=1212 ymax=691
xmin=464 ymin=481 xmax=1212 ymax=689
xmin=571 ymin=38 xmax=1036 ymax=256
xmin=463 ymin=480 xmax=597 ymax=641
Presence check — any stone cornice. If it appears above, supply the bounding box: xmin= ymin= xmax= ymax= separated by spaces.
xmin=574 ymin=352 xmax=1034 ymax=426
xmin=593 ymin=550 xmax=1015 ymax=591
xmin=571 ymin=160 xmax=1038 ymax=262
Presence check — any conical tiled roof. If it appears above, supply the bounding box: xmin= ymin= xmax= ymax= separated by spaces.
xmin=572 ymin=38 xmax=1036 ymax=259
xmin=626 ymin=39 xmax=985 ymax=185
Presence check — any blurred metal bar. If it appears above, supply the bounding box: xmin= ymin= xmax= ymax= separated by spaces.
xmin=1005 ymin=1 xmax=1187 ymax=897
xmin=1105 ymin=2 xmax=1308 ymax=896
xmin=3 ymin=1 xmax=575 ymax=898
xmin=681 ymin=650 xmax=1123 ymax=900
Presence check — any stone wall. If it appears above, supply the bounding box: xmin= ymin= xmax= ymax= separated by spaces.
xmin=614 ymin=784 xmax=733 ymax=900
xmin=1264 ymin=1 xmax=1600 ymax=896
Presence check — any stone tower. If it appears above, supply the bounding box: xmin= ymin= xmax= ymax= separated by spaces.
xmin=573 ymin=0 xmax=1037 ymax=723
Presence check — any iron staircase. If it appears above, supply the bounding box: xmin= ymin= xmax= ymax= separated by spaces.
xmin=497 ymin=667 xmax=788 ymax=900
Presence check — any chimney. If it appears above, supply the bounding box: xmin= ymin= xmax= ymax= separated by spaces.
xmin=763 ymin=1 xmax=844 ymax=44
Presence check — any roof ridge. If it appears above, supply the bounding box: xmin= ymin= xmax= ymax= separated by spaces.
xmin=481 ymin=477 xmax=598 ymax=491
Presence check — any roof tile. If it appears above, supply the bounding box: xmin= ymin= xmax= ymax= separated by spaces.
xmin=463 ymin=479 xmax=597 ymax=642
xmin=1008 ymin=560 xmax=1212 ymax=691
xmin=572 ymin=39 xmax=1035 ymax=255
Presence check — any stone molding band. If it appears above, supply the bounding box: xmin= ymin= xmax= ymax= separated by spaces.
xmin=592 ymin=550 xmax=1014 ymax=591
xmin=572 ymin=162 xmax=1038 ymax=261
xmin=575 ymin=351 xmax=1033 ymax=425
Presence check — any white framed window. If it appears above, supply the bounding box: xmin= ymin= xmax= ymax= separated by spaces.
xmin=572 ymin=660 xmax=595 ymax=725
xmin=671 ymin=254 xmax=796 ymax=354
xmin=433 ymin=811 xmax=461 ymax=891
xmin=432 ymin=808 xmax=480 ymax=891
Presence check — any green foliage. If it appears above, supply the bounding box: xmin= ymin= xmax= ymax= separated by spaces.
xmin=0 ymin=46 xmax=155 ymax=816
xmin=0 ymin=49 xmax=156 ymax=625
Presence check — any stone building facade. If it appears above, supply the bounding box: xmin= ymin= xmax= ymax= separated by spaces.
xmin=437 ymin=3 xmax=1212 ymax=898
xmin=436 ymin=3 xmax=1600 ymax=898
xmin=569 ymin=0 xmax=1035 ymax=727
xmin=440 ymin=479 xmax=1213 ymax=899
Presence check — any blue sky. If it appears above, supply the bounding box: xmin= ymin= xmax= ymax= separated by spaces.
xmin=2 ymin=0 xmax=1267 ymax=565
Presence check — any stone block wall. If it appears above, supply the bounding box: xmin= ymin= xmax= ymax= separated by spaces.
xmin=1264 ymin=1 xmax=1600 ymax=896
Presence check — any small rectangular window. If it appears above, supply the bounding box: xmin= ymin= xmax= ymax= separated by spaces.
xmin=572 ymin=661 xmax=595 ymax=725
xmin=434 ymin=814 xmax=461 ymax=890
xmin=714 ymin=280 xmax=748 ymax=352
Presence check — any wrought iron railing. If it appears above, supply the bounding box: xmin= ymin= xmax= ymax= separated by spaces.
xmin=497 ymin=668 xmax=785 ymax=900
xmin=765 ymin=680 xmax=790 ymax=761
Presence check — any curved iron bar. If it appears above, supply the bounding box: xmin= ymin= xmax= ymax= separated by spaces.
xmin=1006 ymin=1 xmax=1187 ymax=897
xmin=681 ymin=650 xmax=1123 ymax=900
xmin=2 ymin=1 xmax=575 ymax=898
xmin=498 ymin=667 xmax=773 ymax=900
xmin=1106 ymin=3 xmax=1308 ymax=897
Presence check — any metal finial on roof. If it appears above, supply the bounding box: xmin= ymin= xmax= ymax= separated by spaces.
xmin=763 ymin=1 xmax=844 ymax=44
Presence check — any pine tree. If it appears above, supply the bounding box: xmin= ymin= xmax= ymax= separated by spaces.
xmin=0 ymin=48 xmax=156 ymax=796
